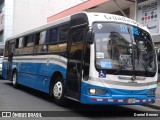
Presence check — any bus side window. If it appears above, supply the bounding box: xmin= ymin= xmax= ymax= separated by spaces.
xmin=15 ymin=39 xmax=19 ymax=48
xmin=27 ymin=35 xmax=34 ymax=46
xmin=19 ymin=37 xmax=24 ymax=48
xmin=35 ymin=32 xmax=40 ymax=45
xmin=34 ymin=31 xmax=47 ymax=54
xmin=59 ymin=24 xmax=69 ymax=42
xmin=49 ymin=27 xmax=59 ymax=43
xmin=57 ymin=24 xmax=69 ymax=54
xmin=23 ymin=36 xmax=27 ymax=47
xmin=39 ymin=31 xmax=46 ymax=44
xmin=4 ymin=41 xmax=9 ymax=57
xmin=15 ymin=38 xmax=19 ymax=55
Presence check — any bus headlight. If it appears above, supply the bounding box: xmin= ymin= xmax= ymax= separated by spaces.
xmin=148 ymin=90 xmax=155 ymax=96
xmin=90 ymin=88 xmax=96 ymax=94
xmin=89 ymin=88 xmax=107 ymax=95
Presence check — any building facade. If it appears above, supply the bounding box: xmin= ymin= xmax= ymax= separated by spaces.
xmin=0 ymin=0 xmax=13 ymax=56
xmin=0 ymin=0 xmax=85 ymax=55
xmin=12 ymin=0 xmax=85 ymax=35
xmin=136 ymin=0 xmax=160 ymax=50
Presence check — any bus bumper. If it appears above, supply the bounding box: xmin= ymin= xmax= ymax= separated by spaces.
xmin=80 ymin=82 xmax=156 ymax=105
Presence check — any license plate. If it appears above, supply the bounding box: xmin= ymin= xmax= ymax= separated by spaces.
xmin=128 ymin=98 xmax=136 ymax=103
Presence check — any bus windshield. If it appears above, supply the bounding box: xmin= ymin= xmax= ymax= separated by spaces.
xmin=94 ymin=23 xmax=156 ymax=76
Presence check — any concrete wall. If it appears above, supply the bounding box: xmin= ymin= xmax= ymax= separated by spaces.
xmin=13 ymin=0 xmax=50 ymax=35
xmin=13 ymin=0 xmax=85 ymax=35
xmin=47 ymin=0 xmax=87 ymax=16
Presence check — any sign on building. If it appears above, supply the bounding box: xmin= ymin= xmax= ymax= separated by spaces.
xmin=137 ymin=0 xmax=160 ymax=34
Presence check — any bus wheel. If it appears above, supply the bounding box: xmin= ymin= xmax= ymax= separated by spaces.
xmin=12 ymin=70 xmax=18 ymax=88
xmin=50 ymin=76 xmax=66 ymax=105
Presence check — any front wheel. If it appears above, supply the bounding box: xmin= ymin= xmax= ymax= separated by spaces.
xmin=50 ymin=76 xmax=66 ymax=105
xmin=12 ymin=70 xmax=18 ymax=88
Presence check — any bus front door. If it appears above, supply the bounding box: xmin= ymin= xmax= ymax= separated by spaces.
xmin=66 ymin=27 xmax=87 ymax=100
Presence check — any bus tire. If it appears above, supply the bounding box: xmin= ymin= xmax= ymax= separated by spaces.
xmin=50 ymin=76 xmax=66 ymax=106
xmin=12 ymin=70 xmax=18 ymax=88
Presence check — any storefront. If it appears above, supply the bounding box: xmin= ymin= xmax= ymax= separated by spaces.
xmin=136 ymin=0 xmax=160 ymax=51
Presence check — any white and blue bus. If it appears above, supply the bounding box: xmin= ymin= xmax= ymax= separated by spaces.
xmin=2 ymin=12 xmax=157 ymax=105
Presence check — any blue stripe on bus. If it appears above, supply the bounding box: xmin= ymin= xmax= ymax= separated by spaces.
xmin=2 ymin=61 xmax=66 ymax=93
xmin=80 ymin=81 xmax=156 ymax=104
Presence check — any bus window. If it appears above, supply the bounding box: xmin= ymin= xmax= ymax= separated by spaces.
xmin=48 ymin=25 xmax=68 ymax=53
xmin=33 ymin=31 xmax=47 ymax=54
xmin=4 ymin=41 xmax=9 ymax=57
xmin=39 ymin=31 xmax=46 ymax=44
xmin=18 ymin=37 xmax=24 ymax=48
xmin=26 ymin=35 xmax=34 ymax=46
xmin=59 ymin=24 xmax=69 ymax=42
xmin=23 ymin=36 xmax=27 ymax=47
xmin=15 ymin=38 xmax=19 ymax=48
xmin=35 ymin=32 xmax=40 ymax=45
xmin=49 ymin=27 xmax=59 ymax=43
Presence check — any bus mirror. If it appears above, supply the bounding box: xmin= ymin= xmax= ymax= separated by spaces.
xmin=86 ymin=32 xmax=93 ymax=44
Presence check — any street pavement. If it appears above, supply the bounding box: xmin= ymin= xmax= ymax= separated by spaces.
xmin=0 ymin=79 xmax=159 ymax=120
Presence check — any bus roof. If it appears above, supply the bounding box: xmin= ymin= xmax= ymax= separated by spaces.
xmin=6 ymin=12 xmax=148 ymax=41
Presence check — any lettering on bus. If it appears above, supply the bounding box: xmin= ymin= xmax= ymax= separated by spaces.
xmin=104 ymin=14 xmax=143 ymax=28
xmin=120 ymin=25 xmax=139 ymax=36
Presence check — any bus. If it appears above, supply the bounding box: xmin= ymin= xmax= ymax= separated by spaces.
xmin=2 ymin=12 xmax=157 ymax=105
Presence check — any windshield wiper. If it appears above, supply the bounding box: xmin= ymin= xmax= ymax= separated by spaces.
xmin=114 ymin=56 xmax=132 ymax=74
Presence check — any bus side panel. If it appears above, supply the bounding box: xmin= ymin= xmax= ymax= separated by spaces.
xmin=17 ymin=72 xmax=50 ymax=93
xmin=2 ymin=61 xmax=8 ymax=79
xmin=16 ymin=62 xmax=66 ymax=93
xmin=17 ymin=62 xmax=66 ymax=79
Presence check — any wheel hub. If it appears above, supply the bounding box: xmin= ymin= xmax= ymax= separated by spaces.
xmin=53 ymin=81 xmax=62 ymax=99
xmin=13 ymin=73 xmax=17 ymax=85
